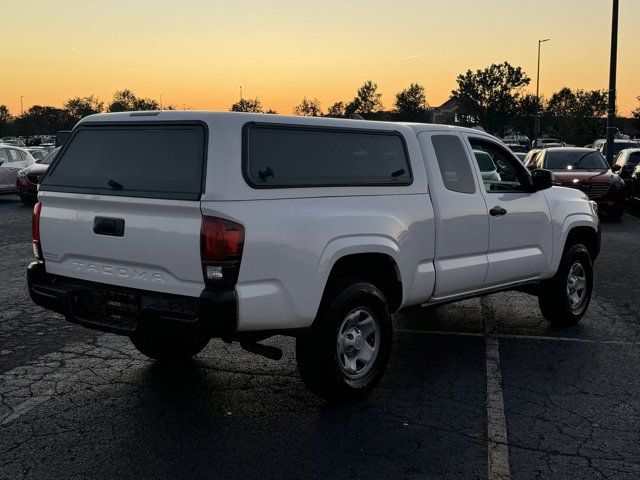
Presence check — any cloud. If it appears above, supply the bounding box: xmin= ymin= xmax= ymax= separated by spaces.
xmin=407 ymin=54 xmax=422 ymax=59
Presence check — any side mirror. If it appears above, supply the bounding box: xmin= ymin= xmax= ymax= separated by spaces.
xmin=526 ymin=163 xmax=537 ymax=172
xmin=611 ymin=164 xmax=622 ymax=172
xmin=531 ymin=169 xmax=553 ymax=191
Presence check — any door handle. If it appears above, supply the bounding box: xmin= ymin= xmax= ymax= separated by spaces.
xmin=93 ymin=217 xmax=125 ymax=237
xmin=490 ymin=206 xmax=507 ymax=217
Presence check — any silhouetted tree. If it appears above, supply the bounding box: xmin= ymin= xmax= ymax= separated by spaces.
xmin=452 ymin=62 xmax=530 ymax=136
xmin=394 ymin=83 xmax=428 ymax=120
xmin=633 ymin=96 xmax=640 ymax=128
xmin=545 ymin=87 xmax=607 ymax=145
xmin=511 ymin=93 xmax=540 ymax=140
xmin=11 ymin=106 xmax=73 ymax=134
xmin=0 ymin=105 xmax=12 ymax=136
xmin=293 ymin=97 xmax=322 ymax=116
xmin=108 ymin=89 xmax=159 ymax=112
xmin=265 ymin=109 xmax=278 ymax=114
xmin=64 ymin=95 xmax=104 ymax=123
xmin=326 ymin=101 xmax=346 ymax=117
xmin=345 ymin=81 xmax=383 ymax=115
xmin=230 ymin=98 xmax=263 ymax=113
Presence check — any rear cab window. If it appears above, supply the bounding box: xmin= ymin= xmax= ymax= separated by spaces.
xmin=41 ymin=123 xmax=206 ymax=200
xmin=243 ymin=123 xmax=412 ymax=187
xmin=430 ymin=135 xmax=476 ymax=194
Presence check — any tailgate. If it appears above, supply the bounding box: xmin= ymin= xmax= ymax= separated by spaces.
xmin=38 ymin=193 xmax=204 ymax=297
xmin=38 ymin=122 xmax=207 ymax=297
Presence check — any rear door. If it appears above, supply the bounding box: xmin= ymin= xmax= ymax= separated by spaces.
xmin=38 ymin=122 xmax=207 ymax=297
xmin=418 ymin=131 xmax=489 ymax=298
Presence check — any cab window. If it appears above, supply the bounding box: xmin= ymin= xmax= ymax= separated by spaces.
xmin=469 ymin=138 xmax=529 ymax=192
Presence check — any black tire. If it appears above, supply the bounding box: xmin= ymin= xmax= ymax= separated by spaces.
xmin=20 ymin=195 xmax=36 ymax=206
xmin=130 ymin=320 xmax=210 ymax=361
xmin=538 ymin=243 xmax=593 ymax=326
xmin=296 ymin=281 xmax=393 ymax=402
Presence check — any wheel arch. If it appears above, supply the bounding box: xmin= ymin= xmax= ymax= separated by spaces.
xmin=316 ymin=238 xmax=405 ymax=317
xmin=553 ymin=215 xmax=600 ymax=273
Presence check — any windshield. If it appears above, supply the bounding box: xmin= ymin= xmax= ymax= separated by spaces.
xmin=40 ymin=147 xmax=60 ymax=165
xmin=544 ymin=151 xmax=608 ymax=171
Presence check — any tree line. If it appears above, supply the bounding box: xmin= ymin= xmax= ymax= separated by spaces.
xmin=2 ymin=64 xmax=640 ymax=146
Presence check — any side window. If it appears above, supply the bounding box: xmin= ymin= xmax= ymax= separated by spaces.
xmin=8 ymin=149 xmax=20 ymax=162
xmin=0 ymin=149 xmax=8 ymax=164
xmin=469 ymin=138 xmax=529 ymax=193
xmin=535 ymin=151 xmax=545 ymax=168
xmin=431 ymin=135 xmax=476 ymax=194
xmin=244 ymin=124 xmax=412 ymax=187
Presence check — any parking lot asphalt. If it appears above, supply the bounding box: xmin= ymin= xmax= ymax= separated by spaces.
xmin=1 ymin=194 xmax=639 ymax=480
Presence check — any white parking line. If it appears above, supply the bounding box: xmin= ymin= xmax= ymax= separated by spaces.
xmin=0 ymin=395 xmax=53 ymax=426
xmin=480 ymin=297 xmax=511 ymax=480
xmin=396 ymin=329 xmax=640 ymax=346
xmin=485 ymin=336 xmax=511 ymax=480
xmin=0 ymin=334 xmax=136 ymax=426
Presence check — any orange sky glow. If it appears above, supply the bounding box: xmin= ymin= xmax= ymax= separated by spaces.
xmin=2 ymin=0 xmax=639 ymax=116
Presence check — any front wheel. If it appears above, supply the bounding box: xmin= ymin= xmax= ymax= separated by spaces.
xmin=538 ymin=244 xmax=593 ymax=326
xmin=130 ymin=321 xmax=210 ymax=361
xmin=296 ymin=281 xmax=393 ymax=402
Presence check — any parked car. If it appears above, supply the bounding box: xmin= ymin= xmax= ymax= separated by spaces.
xmin=534 ymin=137 xmax=565 ymax=148
xmin=513 ymin=152 xmax=527 ymax=163
xmin=16 ymin=147 xmax=59 ymax=205
xmin=0 ymin=145 xmax=36 ymax=194
xmin=592 ymin=139 xmax=640 ymax=161
xmin=473 ymin=149 xmax=501 ymax=182
xmin=629 ymin=164 xmax=640 ymax=211
xmin=522 ymin=148 xmax=542 ymax=166
xmin=28 ymin=112 xmax=600 ymax=400
xmin=527 ymin=147 xmax=626 ymax=220
xmin=26 ymin=147 xmax=48 ymax=162
xmin=0 ymin=138 xmax=27 ymax=147
xmin=504 ymin=143 xmax=528 ymax=153
xmin=613 ymin=148 xmax=640 ymax=180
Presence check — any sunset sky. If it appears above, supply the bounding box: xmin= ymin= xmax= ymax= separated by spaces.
xmin=2 ymin=0 xmax=639 ymax=116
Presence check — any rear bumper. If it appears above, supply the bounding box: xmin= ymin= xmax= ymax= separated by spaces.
xmin=27 ymin=262 xmax=237 ymax=336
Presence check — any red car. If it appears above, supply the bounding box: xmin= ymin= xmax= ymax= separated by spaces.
xmin=526 ymin=147 xmax=626 ymax=220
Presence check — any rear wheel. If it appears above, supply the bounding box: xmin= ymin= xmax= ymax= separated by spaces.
xmin=130 ymin=321 xmax=210 ymax=361
xmin=296 ymin=281 xmax=392 ymax=402
xmin=538 ymin=243 xmax=593 ymax=326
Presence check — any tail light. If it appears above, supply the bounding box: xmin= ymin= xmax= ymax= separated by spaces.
xmin=32 ymin=202 xmax=43 ymax=261
xmin=200 ymin=216 xmax=245 ymax=287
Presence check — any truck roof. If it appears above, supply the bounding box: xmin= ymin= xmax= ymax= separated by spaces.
xmin=78 ymin=110 xmax=489 ymax=137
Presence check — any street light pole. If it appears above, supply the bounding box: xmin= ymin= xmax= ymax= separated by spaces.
xmin=239 ymin=85 xmax=243 ymax=101
xmin=605 ymin=0 xmax=619 ymax=166
xmin=534 ymin=39 xmax=550 ymax=143
xmin=20 ymin=95 xmax=25 ymax=115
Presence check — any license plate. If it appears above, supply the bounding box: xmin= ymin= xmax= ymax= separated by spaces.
xmin=105 ymin=291 xmax=140 ymax=320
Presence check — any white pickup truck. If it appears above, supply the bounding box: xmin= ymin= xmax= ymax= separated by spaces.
xmin=28 ymin=111 xmax=600 ymax=400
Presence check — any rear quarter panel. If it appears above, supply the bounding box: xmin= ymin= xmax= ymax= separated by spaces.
xmin=201 ymin=195 xmax=435 ymax=331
